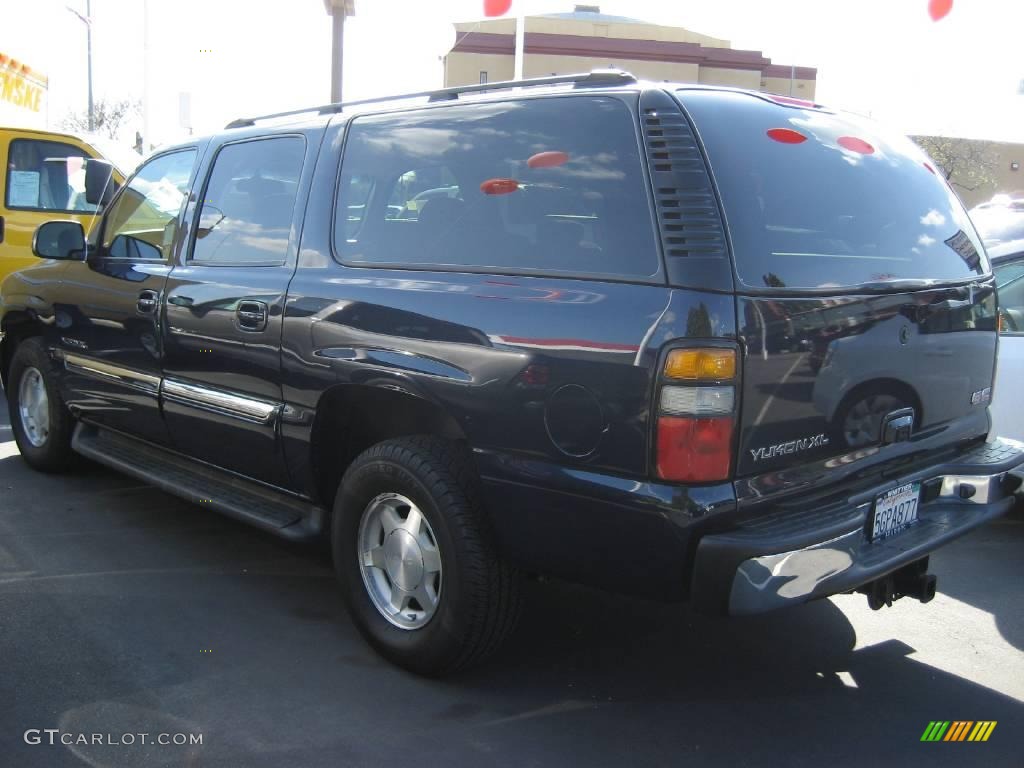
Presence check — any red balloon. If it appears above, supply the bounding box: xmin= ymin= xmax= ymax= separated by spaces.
xmin=928 ymin=0 xmax=953 ymax=20
xmin=766 ymin=128 xmax=807 ymax=144
xmin=527 ymin=151 xmax=570 ymax=168
xmin=480 ymin=178 xmax=520 ymax=195
xmin=837 ymin=136 xmax=875 ymax=155
xmin=484 ymin=0 xmax=513 ymax=17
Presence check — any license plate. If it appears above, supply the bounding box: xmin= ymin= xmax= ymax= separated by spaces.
xmin=869 ymin=482 xmax=920 ymax=541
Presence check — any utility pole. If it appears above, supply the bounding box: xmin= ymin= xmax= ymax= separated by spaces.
xmin=324 ymin=0 xmax=356 ymax=103
xmin=86 ymin=0 xmax=94 ymax=130
xmin=514 ymin=13 xmax=525 ymax=80
xmin=66 ymin=1 xmax=94 ymax=131
xmin=142 ymin=0 xmax=150 ymax=151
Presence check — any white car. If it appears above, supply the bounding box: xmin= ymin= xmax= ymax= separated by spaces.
xmin=990 ymin=238 xmax=1024 ymax=441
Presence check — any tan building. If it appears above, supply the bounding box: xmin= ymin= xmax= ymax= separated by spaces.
xmin=444 ymin=5 xmax=816 ymax=99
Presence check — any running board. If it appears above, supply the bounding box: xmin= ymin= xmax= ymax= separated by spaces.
xmin=72 ymin=423 xmax=325 ymax=541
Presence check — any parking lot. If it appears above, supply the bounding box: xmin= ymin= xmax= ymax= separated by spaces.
xmin=1 ymin=405 xmax=1022 ymax=768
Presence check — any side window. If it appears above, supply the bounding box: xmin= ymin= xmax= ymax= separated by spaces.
xmin=996 ymin=258 xmax=1024 ymax=333
xmin=333 ymin=96 xmax=660 ymax=279
xmin=386 ymin=167 xmax=460 ymax=220
xmin=338 ymin=173 xmax=375 ymax=239
xmin=102 ymin=149 xmax=197 ymax=261
xmin=190 ymin=136 xmax=305 ymax=266
xmin=5 ymin=138 xmax=97 ymax=213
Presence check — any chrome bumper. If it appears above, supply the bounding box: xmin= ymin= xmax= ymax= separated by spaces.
xmin=692 ymin=438 xmax=1024 ymax=615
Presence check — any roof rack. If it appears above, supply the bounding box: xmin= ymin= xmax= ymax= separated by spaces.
xmin=224 ymin=69 xmax=637 ymax=129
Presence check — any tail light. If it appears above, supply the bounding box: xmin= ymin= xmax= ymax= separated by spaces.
xmin=655 ymin=347 xmax=737 ymax=483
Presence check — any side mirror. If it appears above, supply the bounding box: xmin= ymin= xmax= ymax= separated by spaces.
xmin=32 ymin=220 xmax=87 ymax=260
xmin=85 ymin=159 xmax=118 ymax=206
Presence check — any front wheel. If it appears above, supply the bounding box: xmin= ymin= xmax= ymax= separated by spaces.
xmin=333 ymin=436 xmax=521 ymax=676
xmin=7 ymin=337 xmax=75 ymax=472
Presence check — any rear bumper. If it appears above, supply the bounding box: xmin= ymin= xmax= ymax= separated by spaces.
xmin=692 ymin=437 xmax=1024 ymax=615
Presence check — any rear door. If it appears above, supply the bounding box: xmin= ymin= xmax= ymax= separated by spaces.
xmin=161 ymin=133 xmax=313 ymax=488
xmin=678 ymin=89 xmax=996 ymax=479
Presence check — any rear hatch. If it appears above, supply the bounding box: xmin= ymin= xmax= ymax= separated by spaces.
xmin=677 ymin=89 xmax=997 ymax=480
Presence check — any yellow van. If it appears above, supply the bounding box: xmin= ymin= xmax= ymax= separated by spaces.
xmin=0 ymin=127 xmax=126 ymax=284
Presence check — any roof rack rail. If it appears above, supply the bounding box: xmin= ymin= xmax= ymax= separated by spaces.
xmin=224 ymin=69 xmax=637 ymax=129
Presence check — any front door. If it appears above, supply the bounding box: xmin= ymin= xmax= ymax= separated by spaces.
xmin=161 ymin=134 xmax=309 ymax=488
xmin=59 ymin=147 xmax=199 ymax=446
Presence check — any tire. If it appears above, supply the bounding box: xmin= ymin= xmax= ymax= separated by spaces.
xmin=333 ymin=436 xmax=520 ymax=676
xmin=7 ymin=337 xmax=75 ymax=472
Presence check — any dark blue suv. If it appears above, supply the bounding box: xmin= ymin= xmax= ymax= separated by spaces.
xmin=3 ymin=71 xmax=1021 ymax=675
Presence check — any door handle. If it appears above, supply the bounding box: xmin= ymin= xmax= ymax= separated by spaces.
xmin=137 ymin=290 xmax=160 ymax=314
xmin=236 ymin=300 xmax=268 ymax=331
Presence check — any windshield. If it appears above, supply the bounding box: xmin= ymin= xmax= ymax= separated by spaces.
xmin=680 ymin=90 xmax=989 ymax=290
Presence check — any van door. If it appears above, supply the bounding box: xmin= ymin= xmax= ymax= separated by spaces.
xmin=0 ymin=132 xmax=105 ymax=286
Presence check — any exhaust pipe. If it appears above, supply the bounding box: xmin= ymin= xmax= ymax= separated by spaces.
xmin=858 ymin=558 xmax=937 ymax=609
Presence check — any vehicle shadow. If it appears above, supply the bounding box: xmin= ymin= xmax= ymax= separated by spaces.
xmin=1 ymin=433 xmax=1021 ymax=767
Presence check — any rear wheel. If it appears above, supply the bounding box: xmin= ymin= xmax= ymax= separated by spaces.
xmin=7 ymin=337 xmax=75 ymax=472
xmin=333 ymin=436 xmax=520 ymax=676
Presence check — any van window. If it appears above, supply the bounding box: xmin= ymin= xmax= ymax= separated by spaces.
xmin=5 ymin=138 xmax=97 ymax=213
xmin=679 ymin=90 xmax=988 ymax=290
xmin=334 ymin=96 xmax=659 ymax=279
xmin=190 ymin=136 xmax=305 ymax=265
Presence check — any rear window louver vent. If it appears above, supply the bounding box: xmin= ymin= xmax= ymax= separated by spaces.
xmin=640 ymin=90 xmax=734 ymax=291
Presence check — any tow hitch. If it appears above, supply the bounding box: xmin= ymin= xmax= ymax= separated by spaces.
xmin=857 ymin=557 xmax=937 ymax=610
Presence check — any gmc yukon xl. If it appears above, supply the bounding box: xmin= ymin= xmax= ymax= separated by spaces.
xmin=2 ymin=71 xmax=1021 ymax=675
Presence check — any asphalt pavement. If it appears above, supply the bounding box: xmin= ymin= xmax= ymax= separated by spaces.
xmin=1 ymin=404 xmax=1022 ymax=767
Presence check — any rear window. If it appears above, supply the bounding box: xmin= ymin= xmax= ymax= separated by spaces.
xmin=334 ymin=95 xmax=660 ymax=280
xmin=679 ymin=90 xmax=988 ymax=290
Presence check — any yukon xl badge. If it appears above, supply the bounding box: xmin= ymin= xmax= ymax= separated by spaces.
xmin=750 ymin=433 xmax=829 ymax=462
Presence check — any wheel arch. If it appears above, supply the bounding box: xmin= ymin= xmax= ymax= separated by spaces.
xmin=308 ymin=382 xmax=469 ymax=509
xmin=0 ymin=310 xmax=44 ymax=392
xmin=832 ymin=377 xmax=924 ymax=432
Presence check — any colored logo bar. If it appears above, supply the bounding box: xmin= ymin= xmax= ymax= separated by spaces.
xmin=921 ymin=721 xmax=997 ymax=742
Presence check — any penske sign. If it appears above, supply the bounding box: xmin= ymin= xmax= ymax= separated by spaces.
xmin=0 ymin=53 xmax=46 ymax=114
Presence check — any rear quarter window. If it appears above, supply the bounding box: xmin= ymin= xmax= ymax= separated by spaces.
xmin=333 ymin=95 xmax=660 ymax=281
xmin=679 ymin=90 xmax=988 ymax=290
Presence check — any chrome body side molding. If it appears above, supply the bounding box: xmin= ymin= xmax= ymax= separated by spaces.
xmin=63 ymin=352 xmax=161 ymax=394
xmin=59 ymin=351 xmax=280 ymax=425
xmin=161 ymin=378 xmax=279 ymax=425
